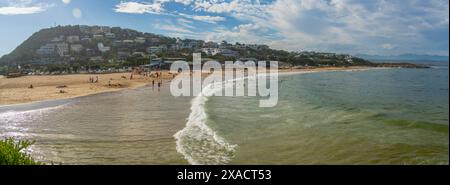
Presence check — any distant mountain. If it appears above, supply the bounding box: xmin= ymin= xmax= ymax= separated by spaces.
xmin=356 ymin=54 xmax=449 ymax=62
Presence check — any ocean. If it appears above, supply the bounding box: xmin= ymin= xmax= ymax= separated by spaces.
xmin=0 ymin=64 xmax=448 ymax=164
xmin=178 ymin=65 xmax=449 ymax=164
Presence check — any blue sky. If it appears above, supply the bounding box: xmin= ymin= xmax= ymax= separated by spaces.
xmin=0 ymin=0 xmax=448 ymax=57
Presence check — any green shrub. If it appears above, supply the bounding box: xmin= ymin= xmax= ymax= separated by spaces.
xmin=0 ymin=137 xmax=42 ymax=165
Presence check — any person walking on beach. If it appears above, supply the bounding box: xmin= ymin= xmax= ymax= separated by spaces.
xmin=157 ymin=81 xmax=161 ymax=91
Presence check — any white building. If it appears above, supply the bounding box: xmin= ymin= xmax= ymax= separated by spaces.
xmin=97 ymin=43 xmax=110 ymax=53
xmin=123 ymin=40 xmax=134 ymax=44
xmin=201 ymin=48 xmax=220 ymax=56
xmin=202 ymin=48 xmax=239 ymax=57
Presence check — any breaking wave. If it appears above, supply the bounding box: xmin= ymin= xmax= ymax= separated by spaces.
xmin=173 ymin=76 xmax=241 ymax=165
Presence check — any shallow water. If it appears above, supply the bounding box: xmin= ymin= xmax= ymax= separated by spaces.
xmin=0 ymin=85 xmax=191 ymax=164
xmin=204 ymin=67 xmax=449 ymax=164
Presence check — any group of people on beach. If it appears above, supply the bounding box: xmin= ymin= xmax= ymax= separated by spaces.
xmin=151 ymin=71 xmax=164 ymax=92
xmin=89 ymin=76 xmax=99 ymax=83
xmin=84 ymin=69 xmax=176 ymax=92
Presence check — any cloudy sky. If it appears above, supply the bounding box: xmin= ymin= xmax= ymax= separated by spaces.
xmin=0 ymin=0 xmax=448 ymax=56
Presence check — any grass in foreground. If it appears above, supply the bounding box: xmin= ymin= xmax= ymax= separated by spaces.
xmin=0 ymin=137 xmax=42 ymax=165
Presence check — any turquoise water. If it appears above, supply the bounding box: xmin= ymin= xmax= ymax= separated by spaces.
xmin=203 ymin=67 xmax=449 ymax=164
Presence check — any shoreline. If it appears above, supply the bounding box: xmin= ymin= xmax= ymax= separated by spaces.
xmin=0 ymin=66 xmax=375 ymax=106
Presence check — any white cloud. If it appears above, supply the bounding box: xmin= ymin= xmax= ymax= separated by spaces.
xmin=114 ymin=1 xmax=164 ymax=14
xmin=203 ymin=23 xmax=276 ymax=46
xmin=0 ymin=6 xmax=45 ymax=15
xmin=0 ymin=0 xmax=54 ymax=15
xmin=154 ymin=23 xmax=193 ymax=33
xmin=174 ymin=0 xmax=192 ymax=5
xmin=177 ymin=18 xmax=196 ymax=29
xmin=179 ymin=13 xmax=225 ymax=24
xmin=246 ymin=0 xmax=449 ymax=54
xmin=62 ymin=0 xmax=71 ymax=5
xmin=112 ymin=0 xmax=449 ymax=55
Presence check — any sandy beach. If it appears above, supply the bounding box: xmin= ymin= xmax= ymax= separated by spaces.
xmin=0 ymin=71 xmax=176 ymax=105
xmin=0 ymin=66 xmax=371 ymax=106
